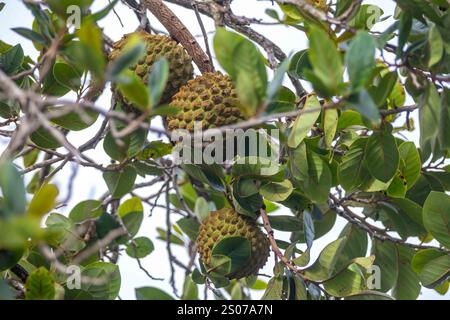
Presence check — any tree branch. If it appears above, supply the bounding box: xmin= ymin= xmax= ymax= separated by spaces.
xmin=142 ymin=0 xmax=214 ymax=73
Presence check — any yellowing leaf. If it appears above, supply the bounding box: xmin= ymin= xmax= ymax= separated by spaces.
xmin=28 ymin=184 xmax=59 ymax=219
xmin=287 ymin=95 xmax=321 ymax=148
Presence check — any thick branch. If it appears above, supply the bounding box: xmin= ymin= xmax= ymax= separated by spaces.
xmin=164 ymin=0 xmax=306 ymax=96
xmin=142 ymin=0 xmax=214 ymax=73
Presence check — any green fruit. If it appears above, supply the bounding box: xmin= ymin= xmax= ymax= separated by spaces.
xmin=196 ymin=208 xmax=270 ymax=279
xmin=109 ymin=31 xmax=194 ymax=108
xmin=167 ymin=72 xmax=245 ymax=132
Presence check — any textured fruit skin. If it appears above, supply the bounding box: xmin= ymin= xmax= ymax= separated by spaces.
xmin=167 ymin=72 xmax=245 ymax=132
xmin=196 ymin=208 xmax=270 ymax=279
xmin=109 ymin=31 xmax=194 ymax=106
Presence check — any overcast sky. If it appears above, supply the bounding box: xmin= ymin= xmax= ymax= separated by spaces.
xmin=0 ymin=0 xmax=447 ymax=300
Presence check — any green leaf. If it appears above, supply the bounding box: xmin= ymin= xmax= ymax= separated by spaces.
xmin=306 ymin=26 xmax=343 ymax=97
xmin=0 ymin=101 xmax=19 ymax=119
xmin=348 ymin=90 xmax=381 ymax=124
xmin=148 ymin=57 xmax=169 ymax=107
xmin=0 ymin=44 xmax=24 ymax=75
xmin=50 ymin=109 xmax=99 ymax=131
xmin=181 ymin=275 xmax=198 ymax=300
xmin=126 ymin=237 xmax=154 ymax=258
xmin=231 ymin=157 xmax=282 ymax=178
xmin=191 ymin=268 xmax=206 ymax=285
xmin=288 ymin=49 xmax=312 ymax=80
xmin=133 ymin=161 xmax=164 ymax=177
xmin=135 ymin=287 xmax=174 ymax=300
xmin=423 ymin=191 xmax=450 ymax=249
xmin=25 ymin=267 xmax=55 ymax=300
xmin=427 ymin=24 xmax=443 ymax=68
xmin=69 ymin=200 xmax=103 ymax=222
xmin=338 ymin=138 xmax=372 ymax=192
xmin=156 ymin=227 xmax=184 ymax=246
xmin=387 ymin=174 xmax=407 ymax=198
xmin=419 ymin=255 xmax=450 ymax=288
xmin=45 ymin=213 xmax=85 ymax=252
xmin=30 ymin=127 xmax=61 ymax=149
xmin=372 ymin=71 xmax=398 ymax=107
xmin=304 ymin=237 xmax=347 ymax=281
xmin=64 ymin=289 xmax=93 ymax=300
xmin=214 ymin=28 xmax=267 ymax=116
xmin=53 ymin=62 xmax=82 ymax=92
xmin=81 ymin=262 xmax=121 ymax=300
xmin=269 ymin=215 xmax=302 ymax=232
xmin=365 ymin=129 xmax=399 ymax=183
xmin=334 ymin=224 xmax=368 ymax=272
xmin=107 ymin=41 xmax=145 ymax=80
xmin=287 ymin=95 xmax=321 ymax=148
xmin=12 ymin=27 xmax=47 ymax=46
xmin=346 ymin=31 xmax=376 ymax=91
xmin=266 ymin=59 xmax=290 ymax=103
xmin=323 ymin=108 xmax=338 ymax=148
xmin=137 ymin=140 xmax=172 ymax=160
xmin=46 ymin=0 xmax=94 ymax=17
xmin=233 ymin=41 xmax=267 ymax=115
xmin=438 ymin=89 xmax=450 ymax=152
xmin=337 ymin=110 xmax=364 ymax=130
xmin=0 ymin=161 xmax=26 ymax=217
xmin=213 ymin=28 xmax=245 ymax=77
xmin=0 ymin=248 xmax=24 ymax=271
xmin=117 ymin=71 xmax=150 ymax=110
xmin=323 ymin=267 xmax=366 ymax=297
xmin=194 ymin=197 xmax=209 ymax=221
xmin=76 ymin=20 xmax=105 ymax=77
xmin=412 ymin=249 xmax=446 ymax=275
xmin=176 ymin=217 xmax=200 ymax=242
xmin=211 ymin=237 xmax=251 ymax=274
xmin=27 ymin=184 xmax=59 ymax=219
xmin=42 ymin=69 xmax=71 ymax=96
xmin=118 ymin=197 xmax=143 ymax=238
xmin=398 ymin=142 xmax=421 ymax=189
xmin=291 ymin=209 xmax=337 ymax=244
xmin=208 ymin=273 xmax=230 ymax=289
xmin=301 ymin=148 xmax=333 ymax=203
xmin=371 ymin=240 xmax=398 ymax=292
xmin=348 ymin=4 xmax=384 ymax=30
xmin=91 ymin=0 xmax=119 ymax=21
xmin=419 ymin=84 xmax=440 ymax=155
xmin=103 ymin=165 xmax=137 ymax=199
xmin=23 ymin=148 xmax=39 ymax=168
xmin=266 ymin=86 xmax=296 ymax=114
xmin=0 ymin=279 xmax=14 ymax=300
xmin=391 ymin=246 xmax=420 ymax=300
xmin=434 ymin=280 xmax=449 ymax=295
xmin=260 ymin=179 xmax=293 ymax=202
xmin=378 ymin=202 xmax=415 ymax=239
xmin=103 ymin=127 xmax=147 ymax=161
xmin=261 ymin=275 xmax=283 ymax=300
xmin=390 ymin=198 xmax=425 ymax=234
xmin=210 ymin=255 xmax=232 ymax=276
xmin=182 ymin=166 xmax=224 ymax=194
xmin=345 ymin=291 xmax=394 ymax=300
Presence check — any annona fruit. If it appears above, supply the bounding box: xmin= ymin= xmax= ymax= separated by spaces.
xmin=166 ymin=72 xmax=245 ymax=132
xmin=109 ymin=31 xmax=194 ymax=107
xmin=196 ymin=208 xmax=270 ymax=279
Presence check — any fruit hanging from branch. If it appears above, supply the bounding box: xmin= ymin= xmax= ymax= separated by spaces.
xmin=196 ymin=208 xmax=270 ymax=280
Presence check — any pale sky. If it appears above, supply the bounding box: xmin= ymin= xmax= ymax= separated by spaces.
xmin=0 ymin=0 xmax=447 ymax=300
